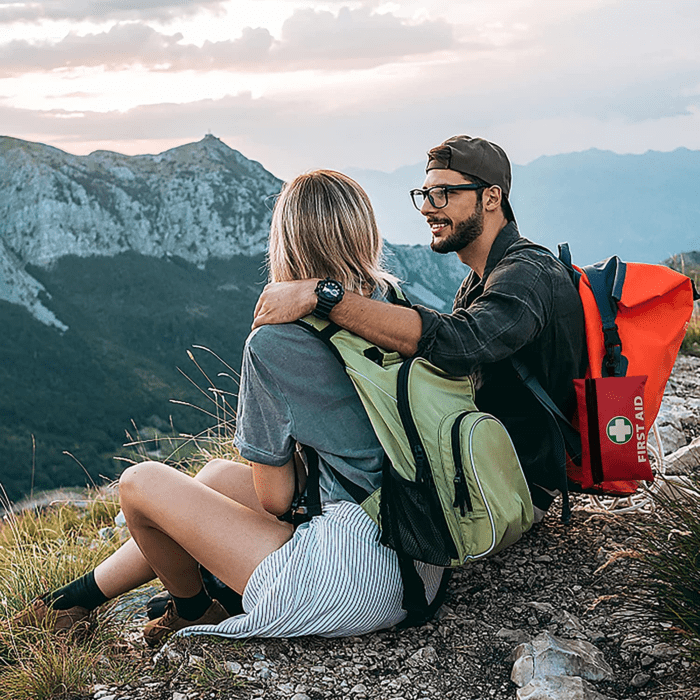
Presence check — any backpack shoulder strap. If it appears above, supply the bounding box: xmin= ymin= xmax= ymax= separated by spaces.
xmin=556 ymin=242 xmax=582 ymax=287
xmin=510 ymin=357 xmax=575 ymax=523
xmin=581 ymin=256 xmax=629 ymax=377
xmin=295 ymin=317 xmax=347 ymax=366
xmin=291 ymin=317 xmax=377 ymax=508
xmin=386 ymin=280 xmax=412 ymax=307
xmin=508 ymin=240 xmax=585 ymax=523
xmin=277 ymin=445 xmax=323 ymax=526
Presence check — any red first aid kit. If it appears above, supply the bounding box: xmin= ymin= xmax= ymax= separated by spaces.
xmin=572 ymin=375 xmax=653 ymax=490
xmin=566 ymin=258 xmax=696 ymax=495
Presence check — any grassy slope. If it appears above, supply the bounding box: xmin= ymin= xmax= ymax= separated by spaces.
xmin=0 ymin=252 xmax=266 ymax=503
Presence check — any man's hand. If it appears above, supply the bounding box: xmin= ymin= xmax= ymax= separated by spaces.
xmin=253 ymin=279 xmax=319 ymax=329
xmin=253 ymin=278 xmax=423 ymax=357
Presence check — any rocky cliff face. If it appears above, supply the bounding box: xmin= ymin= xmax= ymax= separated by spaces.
xmin=0 ymin=236 xmax=67 ymax=330
xmin=384 ymin=242 xmax=465 ymax=311
xmin=0 ymin=135 xmax=280 ymax=327
xmin=0 ymin=135 xmax=469 ymax=326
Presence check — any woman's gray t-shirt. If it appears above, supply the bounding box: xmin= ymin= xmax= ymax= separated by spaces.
xmin=234 ymin=322 xmax=384 ymax=504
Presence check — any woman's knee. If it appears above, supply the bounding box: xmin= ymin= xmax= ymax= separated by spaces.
xmin=194 ymin=458 xmax=248 ymax=488
xmin=119 ymin=461 xmax=171 ymax=503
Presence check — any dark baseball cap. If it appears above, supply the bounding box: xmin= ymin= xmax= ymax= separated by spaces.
xmin=426 ymin=135 xmax=515 ymax=221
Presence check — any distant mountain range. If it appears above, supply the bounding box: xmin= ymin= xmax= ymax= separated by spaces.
xmin=348 ymin=147 xmax=700 ymax=265
xmin=0 ymin=135 xmax=464 ymax=503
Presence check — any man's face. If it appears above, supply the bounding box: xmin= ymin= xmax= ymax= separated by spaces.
xmin=419 ymin=169 xmax=484 ymax=255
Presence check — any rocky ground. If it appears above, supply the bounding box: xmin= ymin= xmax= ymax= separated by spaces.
xmin=77 ymin=355 xmax=700 ymax=699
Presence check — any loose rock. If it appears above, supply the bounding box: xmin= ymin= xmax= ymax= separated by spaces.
xmin=517 ymin=675 xmax=614 ymax=700
xmin=630 ymin=672 xmax=651 ymax=688
xmin=665 ymin=437 xmax=700 ymax=475
xmin=511 ymin=632 xmax=613 ymax=687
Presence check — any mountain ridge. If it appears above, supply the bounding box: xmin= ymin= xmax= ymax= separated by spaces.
xmin=346 ymin=146 xmax=700 ymax=265
xmin=0 ymin=133 xmax=278 ymax=266
xmin=0 ymin=134 xmax=280 ymax=327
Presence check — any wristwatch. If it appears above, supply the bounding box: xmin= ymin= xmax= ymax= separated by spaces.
xmin=312 ymin=277 xmax=345 ymax=320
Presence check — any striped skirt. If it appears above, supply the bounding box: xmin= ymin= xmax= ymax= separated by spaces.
xmin=177 ymin=500 xmax=445 ymax=639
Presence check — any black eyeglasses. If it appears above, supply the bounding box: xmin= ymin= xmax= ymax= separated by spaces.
xmin=409 ymin=183 xmax=485 ymax=210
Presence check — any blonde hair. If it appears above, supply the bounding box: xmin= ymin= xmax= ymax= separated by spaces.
xmin=267 ymin=170 xmax=397 ymax=294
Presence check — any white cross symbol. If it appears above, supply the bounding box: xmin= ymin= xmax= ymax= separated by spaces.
xmin=608 ymin=417 xmax=632 ymax=444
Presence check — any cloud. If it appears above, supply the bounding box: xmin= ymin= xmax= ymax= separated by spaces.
xmin=274 ymin=7 xmax=455 ymax=66
xmin=0 ymin=8 xmax=457 ymax=76
xmin=0 ymin=0 xmax=226 ymax=23
xmin=0 ymin=94 xmax=305 ymax=146
xmin=3 ymin=84 xmax=700 ymax=184
xmin=0 ymin=23 xmax=265 ymax=76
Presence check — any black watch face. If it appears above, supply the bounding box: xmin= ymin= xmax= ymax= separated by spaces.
xmin=319 ymin=281 xmax=342 ymax=300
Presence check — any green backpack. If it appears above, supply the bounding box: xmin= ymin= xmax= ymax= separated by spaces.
xmin=296 ymin=305 xmax=534 ymax=625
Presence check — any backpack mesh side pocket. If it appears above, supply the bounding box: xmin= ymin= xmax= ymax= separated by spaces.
xmin=378 ymin=462 xmax=457 ymax=567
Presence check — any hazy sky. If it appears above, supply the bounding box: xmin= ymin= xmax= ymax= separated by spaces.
xmin=1 ymin=0 xmax=699 ymax=178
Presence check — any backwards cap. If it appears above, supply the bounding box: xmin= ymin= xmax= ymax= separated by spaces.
xmin=426 ymin=135 xmax=515 ymax=221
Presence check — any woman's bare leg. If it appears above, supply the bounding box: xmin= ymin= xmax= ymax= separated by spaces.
xmin=94 ymin=459 xmax=274 ymax=598
xmin=115 ymin=461 xmax=292 ymax=597
xmin=93 ymin=537 xmax=155 ymax=599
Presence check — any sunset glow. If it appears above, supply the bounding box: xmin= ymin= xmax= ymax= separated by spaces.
xmin=1 ymin=0 xmax=699 ymax=178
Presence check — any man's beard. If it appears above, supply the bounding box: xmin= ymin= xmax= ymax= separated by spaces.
xmin=430 ymin=199 xmax=484 ymax=255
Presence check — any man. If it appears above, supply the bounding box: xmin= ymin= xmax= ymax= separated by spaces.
xmin=254 ymin=135 xmax=587 ymax=519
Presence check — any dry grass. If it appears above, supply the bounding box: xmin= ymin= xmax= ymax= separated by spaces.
xmin=682 ymin=312 xmax=700 ymax=357
xmin=668 ymin=254 xmax=700 ymax=357
xmin=0 ymin=495 xmax=142 ymax=699
xmin=0 ymin=345 xmax=245 ymax=699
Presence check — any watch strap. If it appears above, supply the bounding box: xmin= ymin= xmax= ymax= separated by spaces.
xmin=312 ymin=296 xmax=336 ymax=320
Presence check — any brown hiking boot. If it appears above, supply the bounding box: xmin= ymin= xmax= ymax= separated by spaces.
xmin=143 ymin=599 xmax=229 ymax=647
xmin=11 ymin=597 xmax=91 ymax=634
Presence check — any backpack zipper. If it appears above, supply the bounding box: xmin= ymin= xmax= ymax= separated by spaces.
xmin=451 ymin=411 xmax=474 ymax=516
xmin=397 ymin=358 xmax=430 ymax=484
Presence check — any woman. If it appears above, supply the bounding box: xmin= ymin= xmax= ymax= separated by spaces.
xmin=11 ymin=170 xmax=444 ymax=644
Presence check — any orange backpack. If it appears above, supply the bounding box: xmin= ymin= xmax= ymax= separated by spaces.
xmin=514 ymin=244 xmax=698 ymax=515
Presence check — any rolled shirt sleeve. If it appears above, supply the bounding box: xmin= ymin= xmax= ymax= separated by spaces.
xmin=234 ymin=329 xmax=296 ymax=467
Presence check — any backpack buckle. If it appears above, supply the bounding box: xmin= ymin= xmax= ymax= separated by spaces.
xmin=602 ymin=325 xmax=622 ymax=350
xmin=602 ymin=325 xmax=626 ymax=377
xmin=277 ymin=503 xmax=313 ymax=527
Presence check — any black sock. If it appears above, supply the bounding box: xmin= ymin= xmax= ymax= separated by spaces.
xmin=171 ymin=587 xmax=213 ymax=621
xmin=42 ymin=570 xmax=109 ymax=612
